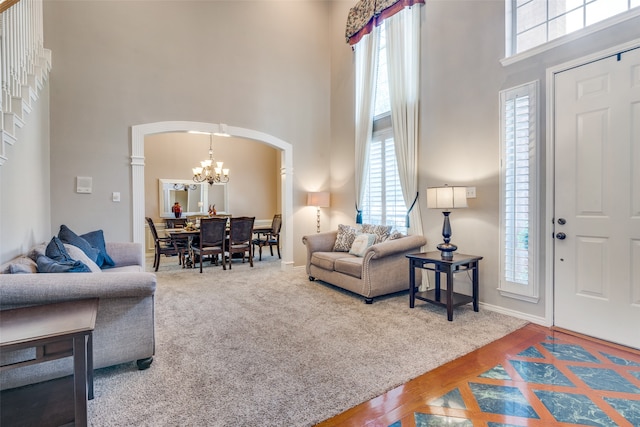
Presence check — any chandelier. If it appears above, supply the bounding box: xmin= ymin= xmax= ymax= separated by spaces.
xmin=192 ymin=133 xmax=229 ymax=185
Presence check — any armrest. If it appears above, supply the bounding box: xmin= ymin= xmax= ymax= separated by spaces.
xmin=302 ymin=231 xmax=338 ymax=253
xmin=365 ymin=235 xmax=427 ymax=259
xmin=0 ymin=272 xmax=157 ymax=309
xmin=302 ymin=231 xmax=338 ymax=275
xmin=106 ymin=242 xmax=144 ymax=267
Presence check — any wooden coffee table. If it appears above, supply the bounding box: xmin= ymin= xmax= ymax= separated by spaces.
xmin=1 ymin=298 xmax=99 ymax=427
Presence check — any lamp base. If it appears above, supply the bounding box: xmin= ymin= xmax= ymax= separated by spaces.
xmin=437 ymin=242 xmax=457 ymax=261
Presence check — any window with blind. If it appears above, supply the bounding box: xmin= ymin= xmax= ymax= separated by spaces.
xmin=507 ymin=0 xmax=640 ymax=56
xmin=361 ymin=25 xmax=407 ymax=233
xmin=499 ymin=81 xmax=539 ymax=302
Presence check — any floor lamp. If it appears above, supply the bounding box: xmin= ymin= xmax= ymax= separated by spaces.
xmin=426 ymin=185 xmax=467 ymax=260
xmin=307 ymin=192 xmax=330 ymax=233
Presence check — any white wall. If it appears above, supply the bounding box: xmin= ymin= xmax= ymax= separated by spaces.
xmin=44 ymin=0 xmax=331 ymax=264
xmin=0 ymin=85 xmax=51 ymax=263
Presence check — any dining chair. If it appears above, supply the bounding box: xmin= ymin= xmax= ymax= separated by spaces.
xmin=146 ymin=217 xmax=179 ymax=271
xmin=252 ymin=214 xmax=282 ymax=261
xmin=191 ymin=217 xmax=227 ymax=273
xmin=227 ymin=216 xmax=255 ymax=269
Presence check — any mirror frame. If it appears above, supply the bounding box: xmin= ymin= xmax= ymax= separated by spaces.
xmin=158 ymin=179 xmax=228 ymax=217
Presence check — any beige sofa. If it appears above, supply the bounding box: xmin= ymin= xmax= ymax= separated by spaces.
xmin=302 ymin=230 xmax=426 ymax=303
xmin=0 ymin=241 xmax=156 ymax=390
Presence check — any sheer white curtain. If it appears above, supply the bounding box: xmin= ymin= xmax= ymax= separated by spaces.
xmin=353 ymin=30 xmax=379 ymax=223
xmin=385 ymin=5 xmax=424 ymax=239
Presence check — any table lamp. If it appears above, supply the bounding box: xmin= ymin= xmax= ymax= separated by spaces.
xmin=307 ymin=191 xmax=330 ymax=233
xmin=426 ymin=185 xmax=467 ymax=260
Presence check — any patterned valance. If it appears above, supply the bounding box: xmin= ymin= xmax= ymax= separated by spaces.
xmin=345 ymin=0 xmax=425 ymax=45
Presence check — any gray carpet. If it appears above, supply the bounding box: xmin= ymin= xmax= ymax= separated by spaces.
xmin=88 ymin=254 xmax=527 ymax=426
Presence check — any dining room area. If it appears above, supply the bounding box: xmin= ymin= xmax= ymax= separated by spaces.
xmin=142 ymin=131 xmax=283 ymax=272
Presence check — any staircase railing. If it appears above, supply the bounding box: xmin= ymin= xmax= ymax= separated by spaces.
xmin=0 ymin=0 xmax=51 ymax=166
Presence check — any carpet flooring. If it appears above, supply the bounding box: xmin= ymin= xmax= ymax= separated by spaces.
xmin=87 ymin=254 xmax=527 ymax=426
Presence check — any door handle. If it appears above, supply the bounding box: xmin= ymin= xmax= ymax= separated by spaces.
xmin=556 ymin=232 xmax=566 ymax=240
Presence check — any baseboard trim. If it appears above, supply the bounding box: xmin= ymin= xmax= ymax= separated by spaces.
xmin=480 ymin=302 xmax=549 ymax=326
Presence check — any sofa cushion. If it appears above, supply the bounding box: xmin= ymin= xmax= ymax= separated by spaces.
xmin=80 ymin=229 xmax=116 ymax=268
xmin=349 ymin=233 xmax=376 ymax=257
xmin=334 ymin=256 xmax=364 ymax=279
xmin=310 ymin=251 xmax=349 ymax=271
xmin=58 ymin=225 xmax=101 ymax=265
xmin=361 ymin=224 xmax=393 ymax=244
xmin=333 ymin=224 xmax=358 ymax=252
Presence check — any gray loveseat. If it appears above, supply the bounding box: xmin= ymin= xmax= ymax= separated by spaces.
xmin=0 ymin=241 xmax=156 ymax=390
xmin=303 ymin=230 xmax=426 ymax=303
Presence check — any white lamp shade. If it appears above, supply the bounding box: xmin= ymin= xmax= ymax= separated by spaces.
xmin=426 ymin=186 xmax=467 ymax=209
xmin=307 ymin=191 xmax=330 ymax=207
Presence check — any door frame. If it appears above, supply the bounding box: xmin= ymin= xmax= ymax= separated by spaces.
xmin=544 ymin=38 xmax=640 ymax=326
xmin=131 ymin=121 xmax=295 ymax=270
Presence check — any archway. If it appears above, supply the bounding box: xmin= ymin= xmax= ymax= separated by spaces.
xmin=131 ymin=121 xmax=294 ymax=270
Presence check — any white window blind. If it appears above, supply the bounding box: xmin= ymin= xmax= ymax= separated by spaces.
xmin=360 ymin=24 xmax=407 ymax=233
xmin=499 ymin=81 xmax=538 ymax=302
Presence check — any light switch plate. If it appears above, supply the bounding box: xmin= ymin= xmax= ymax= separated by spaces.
xmin=466 ymin=187 xmax=476 ymax=199
xmin=112 ymin=192 xmax=120 ymax=202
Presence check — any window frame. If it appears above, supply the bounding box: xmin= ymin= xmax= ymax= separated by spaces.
xmin=498 ymin=80 xmax=539 ymax=302
xmin=503 ymin=0 xmax=640 ymax=65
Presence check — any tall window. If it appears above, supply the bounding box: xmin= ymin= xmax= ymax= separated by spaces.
xmin=499 ymin=81 xmax=538 ymax=301
xmin=508 ymin=0 xmax=640 ymax=55
xmin=361 ymin=26 xmax=407 ymax=232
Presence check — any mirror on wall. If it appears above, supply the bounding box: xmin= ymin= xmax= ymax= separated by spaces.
xmin=158 ymin=179 xmax=228 ymax=217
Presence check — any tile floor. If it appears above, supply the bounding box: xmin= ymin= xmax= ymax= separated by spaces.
xmin=388 ymin=329 xmax=640 ymax=427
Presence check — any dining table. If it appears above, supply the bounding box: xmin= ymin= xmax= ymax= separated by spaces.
xmin=164 ymin=228 xmax=200 ymax=268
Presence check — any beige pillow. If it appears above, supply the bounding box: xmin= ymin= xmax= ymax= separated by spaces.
xmin=361 ymin=224 xmax=392 ymax=244
xmin=64 ymin=244 xmax=102 ymax=273
xmin=349 ymin=233 xmax=376 ymax=257
xmin=333 ymin=224 xmax=358 ymax=252
xmin=1 ymin=256 xmax=38 ymax=274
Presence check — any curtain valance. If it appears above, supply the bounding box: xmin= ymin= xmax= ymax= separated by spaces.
xmin=345 ymin=0 xmax=424 ymax=45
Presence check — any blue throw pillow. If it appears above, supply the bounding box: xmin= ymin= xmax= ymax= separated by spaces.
xmin=45 ymin=236 xmax=73 ymax=262
xmin=58 ymin=225 xmax=101 ymax=265
xmin=81 ymin=229 xmax=115 ymax=267
xmin=36 ymin=255 xmax=91 ymax=273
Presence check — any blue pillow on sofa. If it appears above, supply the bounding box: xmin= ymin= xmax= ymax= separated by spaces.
xmin=36 ymin=255 xmax=91 ymax=273
xmin=58 ymin=225 xmax=102 ymax=265
xmin=80 ymin=229 xmax=115 ymax=268
xmin=38 ymin=237 xmax=91 ymax=273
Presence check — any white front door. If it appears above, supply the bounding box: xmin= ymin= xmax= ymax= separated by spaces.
xmin=554 ymin=47 xmax=640 ymax=349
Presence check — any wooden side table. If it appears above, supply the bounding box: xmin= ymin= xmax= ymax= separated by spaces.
xmin=1 ymin=298 xmax=99 ymax=427
xmin=407 ymin=252 xmax=483 ymax=321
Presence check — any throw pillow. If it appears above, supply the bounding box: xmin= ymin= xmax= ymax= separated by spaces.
xmin=361 ymin=224 xmax=393 ymax=244
xmin=46 ymin=236 xmax=74 ymax=262
xmin=387 ymin=230 xmax=405 ymax=240
xmin=80 ymin=229 xmax=115 ymax=267
xmin=36 ymin=255 xmax=92 ymax=273
xmin=349 ymin=233 xmax=376 ymax=257
xmin=58 ymin=225 xmax=101 ymax=265
xmin=333 ymin=224 xmax=358 ymax=252
xmin=64 ymin=244 xmax=102 ymax=273
xmin=1 ymin=257 xmax=38 ymax=274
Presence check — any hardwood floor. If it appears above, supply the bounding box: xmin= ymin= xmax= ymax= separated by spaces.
xmin=317 ymin=324 xmax=640 ymax=427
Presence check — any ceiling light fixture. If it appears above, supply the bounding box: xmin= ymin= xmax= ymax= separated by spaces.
xmin=192 ymin=133 xmax=229 ymax=185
